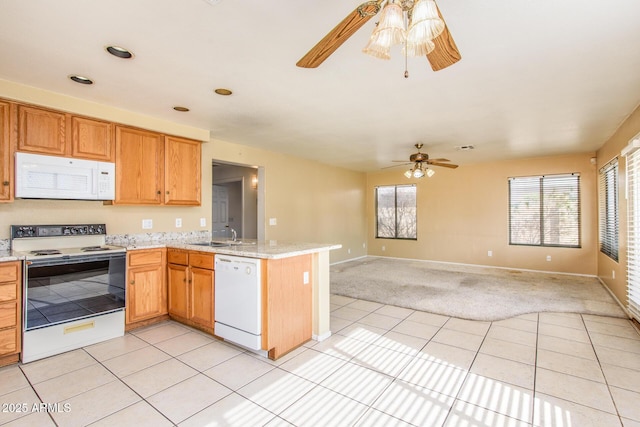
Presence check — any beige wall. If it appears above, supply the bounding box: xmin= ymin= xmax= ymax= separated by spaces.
xmin=366 ymin=152 xmax=598 ymax=275
xmin=206 ymin=139 xmax=367 ymax=262
xmin=596 ymin=104 xmax=640 ymax=306
xmin=0 ymin=81 xmax=368 ymax=263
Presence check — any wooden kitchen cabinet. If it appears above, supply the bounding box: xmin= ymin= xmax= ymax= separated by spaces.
xmin=0 ymin=261 xmax=21 ymax=367
xmin=71 ymin=116 xmax=114 ymax=161
xmin=114 ymin=126 xmax=164 ymax=205
xmin=0 ymin=100 xmax=14 ymax=202
xmin=16 ymin=103 xmax=115 ymax=161
xmin=126 ymin=249 xmax=167 ymax=327
xmin=167 ymin=249 xmax=214 ymax=332
xmin=18 ymin=104 xmax=68 ymax=156
xmin=263 ymin=254 xmax=313 ymax=359
xmin=164 ymin=136 xmax=201 ymax=205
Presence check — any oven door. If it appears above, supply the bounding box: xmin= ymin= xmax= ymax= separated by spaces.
xmin=24 ymin=252 xmax=126 ymax=331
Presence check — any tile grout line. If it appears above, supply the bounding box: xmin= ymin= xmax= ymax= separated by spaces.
xmin=580 ymin=313 xmax=625 ymax=425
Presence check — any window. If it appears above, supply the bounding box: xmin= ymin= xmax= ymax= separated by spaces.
xmin=376 ymin=184 xmax=417 ymax=239
xmin=599 ymin=159 xmax=619 ymax=261
xmin=623 ymin=136 xmax=640 ymax=321
xmin=509 ymin=174 xmax=581 ymax=247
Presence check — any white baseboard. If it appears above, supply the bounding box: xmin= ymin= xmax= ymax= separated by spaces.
xmin=312 ymin=331 xmax=332 ymax=342
xmin=367 ymin=255 xmax=598 ymax=278
xmin=330 ymin=255 xmax=367 ymax=266
xmin=597 ymin=277 xmax=631 ymax=318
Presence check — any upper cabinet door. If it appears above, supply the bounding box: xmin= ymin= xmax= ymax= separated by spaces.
xmin=0 ymin=101 xmax=13 ymax=202
xmin=164 ymin=136 xmax=201 ymax=206
xmin=18 ymin=105 xmax=67 ymax=156
xmin=71 ymin=116 xmax=114 ymax=162
xmin=114 ymin=126 xmax=164 ymax=205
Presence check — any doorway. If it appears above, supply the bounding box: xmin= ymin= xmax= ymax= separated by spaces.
xmin=212 ymin=161 xmax=263 ymax=240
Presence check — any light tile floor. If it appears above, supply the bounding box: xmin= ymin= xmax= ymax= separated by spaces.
xmin=1 ymin=295 xmax=639 ymax=426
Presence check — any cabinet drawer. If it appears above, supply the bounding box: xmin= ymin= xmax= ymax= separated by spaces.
xmin=190 ymin=252 xmax=214 ymax=270
xmin=0 ymin=327 xmax=17 ymax=354
xmin=0 ymin=283 xmax=17 ymax=302
xmin=0 ymin=263 xmax=19 ymax=283
xmin=0 ymin=301 xmax=17 ymax=329
xmin=128 ymin=250 xmax=163 ymax=267
xmin=167 ymin=250 xmax=188 ymax=266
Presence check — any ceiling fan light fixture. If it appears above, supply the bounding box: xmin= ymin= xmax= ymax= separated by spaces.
xmin=413 ymin=167 xmax=425 ymax=178
xmin=408 ymin=0 xmax=445 ymax=41
xmin=363 ymin=1 xmax=406 ymax=59
xmin=426 ymin=168 xmax=435 ymax=178
xmin=404 ymin=169 xmax=413 ymax=178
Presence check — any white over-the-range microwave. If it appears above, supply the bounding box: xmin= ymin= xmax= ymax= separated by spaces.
xmin=15 ymin=152 xmax=116 ymax=200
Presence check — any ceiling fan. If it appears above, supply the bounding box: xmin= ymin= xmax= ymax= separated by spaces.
xmin=296 ymin=0 xmax=461 ymax=72
xmin=388 ymin=143 xmax=458 ymax=178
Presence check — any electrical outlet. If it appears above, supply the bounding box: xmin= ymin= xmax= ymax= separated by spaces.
xmin=382 ymin=245 xmax=386 ymax=251
xmin=269 ymin=218 xmax=277 ymax=226
xmin=362 ymin=243 xmax=366 ymax=248
xmin=200 ymin=218 xmax=206 ymax=227
xmin=612 ymin=270 xmax=616 ymax=279
xmin=546 ymin=255 xmax=551 ymax=262
xmin=488 ymin=250 xmax=493 ymax=257
xmin=175 ymin=218 xmax=182 ymax=228
xmin=142 ymin=219 xmax=152 ymax=229
xmin=348 ymin=248 xmax=351 ymax=254
xmin=303 ymin=271 xmax=309 ymax=285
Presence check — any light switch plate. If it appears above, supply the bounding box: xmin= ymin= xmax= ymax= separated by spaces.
xmin=142 ymin=219 xmax=153 ymax=229
xmin=200 ymin=218 xmax=206 ymax=227
xmin=269 ymin=218 xmax=277 ymax=226
xmin=175 ymin=218 xmax=182 ymax=228
xmin=303 ymin=271 xmax=309 ymax=285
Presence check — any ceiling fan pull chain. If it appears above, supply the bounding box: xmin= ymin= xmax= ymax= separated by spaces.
xmin=404 ymin=11 xmax=410 ymax=78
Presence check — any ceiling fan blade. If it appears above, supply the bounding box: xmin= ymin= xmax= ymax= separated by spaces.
xmin=428 ymin=158 xmax=450 ymax=162
xmin=382 ymin=162 xmax=411 ymax=169
xmin=296 ymin=1 xmax=382 ymax=68
xmin=426 ymin=4 xmax=461 ymax=71
xmin=429 ymin=161 xmax=459 ymax=169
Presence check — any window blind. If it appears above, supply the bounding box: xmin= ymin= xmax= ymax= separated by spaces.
xmin=599 ymin=159 xmax=619 ymax=261
xmin=509 ymin=174 xmax=581 ymax=247
xmin=624 ymin=141 xmax=640 ymax=321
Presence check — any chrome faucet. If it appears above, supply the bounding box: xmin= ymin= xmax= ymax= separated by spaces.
xmin=230 ymin=228 xmax=237 ymax=242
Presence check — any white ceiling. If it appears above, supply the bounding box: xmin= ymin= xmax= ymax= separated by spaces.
xmin=1 ymin=0 xmax=639 ymax=172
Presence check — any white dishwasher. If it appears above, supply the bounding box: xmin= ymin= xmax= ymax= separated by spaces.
xmin=214 ymin=254 xmax=262 ymax=350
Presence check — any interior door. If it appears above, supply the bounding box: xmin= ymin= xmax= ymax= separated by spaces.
xmin=212 ymin=185 xmax=229 ymax=239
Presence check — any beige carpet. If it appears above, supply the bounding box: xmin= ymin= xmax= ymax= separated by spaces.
xmin=330 ymin=257 xmax=626 ymax=321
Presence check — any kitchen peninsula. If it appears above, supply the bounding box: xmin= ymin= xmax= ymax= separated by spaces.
xmin=118 ymin=236 xmax=341 ymax=359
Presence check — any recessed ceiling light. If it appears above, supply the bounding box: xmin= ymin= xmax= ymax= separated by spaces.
xmin=214 ymin=88 xmax=232 ymax=96
xmin=173 ymin=106 xmax=190 ymax=112
xmin=69 ymin=75 xmax=93 ymax=85
xmin=106 ymin=45 xmax=133 ymax=59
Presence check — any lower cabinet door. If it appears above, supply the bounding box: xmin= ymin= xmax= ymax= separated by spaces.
xmin=127 ymin=265 xmax=166 ymax=324
xmin=190 ymin=267 xmax=214 ymax=328
xmin=168 ymin=264 xmax=189 ymax=319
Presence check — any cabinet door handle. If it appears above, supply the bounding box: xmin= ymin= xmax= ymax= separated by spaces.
xmin=2 ymin=181 xmax=8 ymax=186
xmin=166 ymin=191 xmax=170 ymax=194
xmin=156 ymin=190 xmax=161 ymax=195
xmin=130 ymin=280 xmax=135 ymax=285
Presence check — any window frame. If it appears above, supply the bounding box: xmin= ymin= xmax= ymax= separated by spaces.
xmin=508 ymin=173 xmax=581 ymax=248
xmin=375 ymin=184 xmax=417 ymax=240
xmin=599 ymin=158 xmax=619 ymax=262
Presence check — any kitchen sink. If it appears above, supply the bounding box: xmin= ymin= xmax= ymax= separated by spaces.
xmin=191 ymin=242 xmax=231 ymax=247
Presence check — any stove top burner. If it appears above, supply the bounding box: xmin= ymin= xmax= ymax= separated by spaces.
xmin=30 ymin=249 xmax=62 ymax=256
xmin=81 ymin=246 xmax=110 ymax=252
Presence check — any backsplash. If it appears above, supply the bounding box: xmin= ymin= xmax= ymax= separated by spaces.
xmin=106 ymin=230 xmax=211 ymax=246
xmin=0 ymin=239 xmax=8 ymax=251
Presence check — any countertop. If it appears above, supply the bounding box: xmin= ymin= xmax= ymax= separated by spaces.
xmin=125 ymin=239 xmax=341 ymax=259
xmin=0 ymin=250 xmax=18 ymax=262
